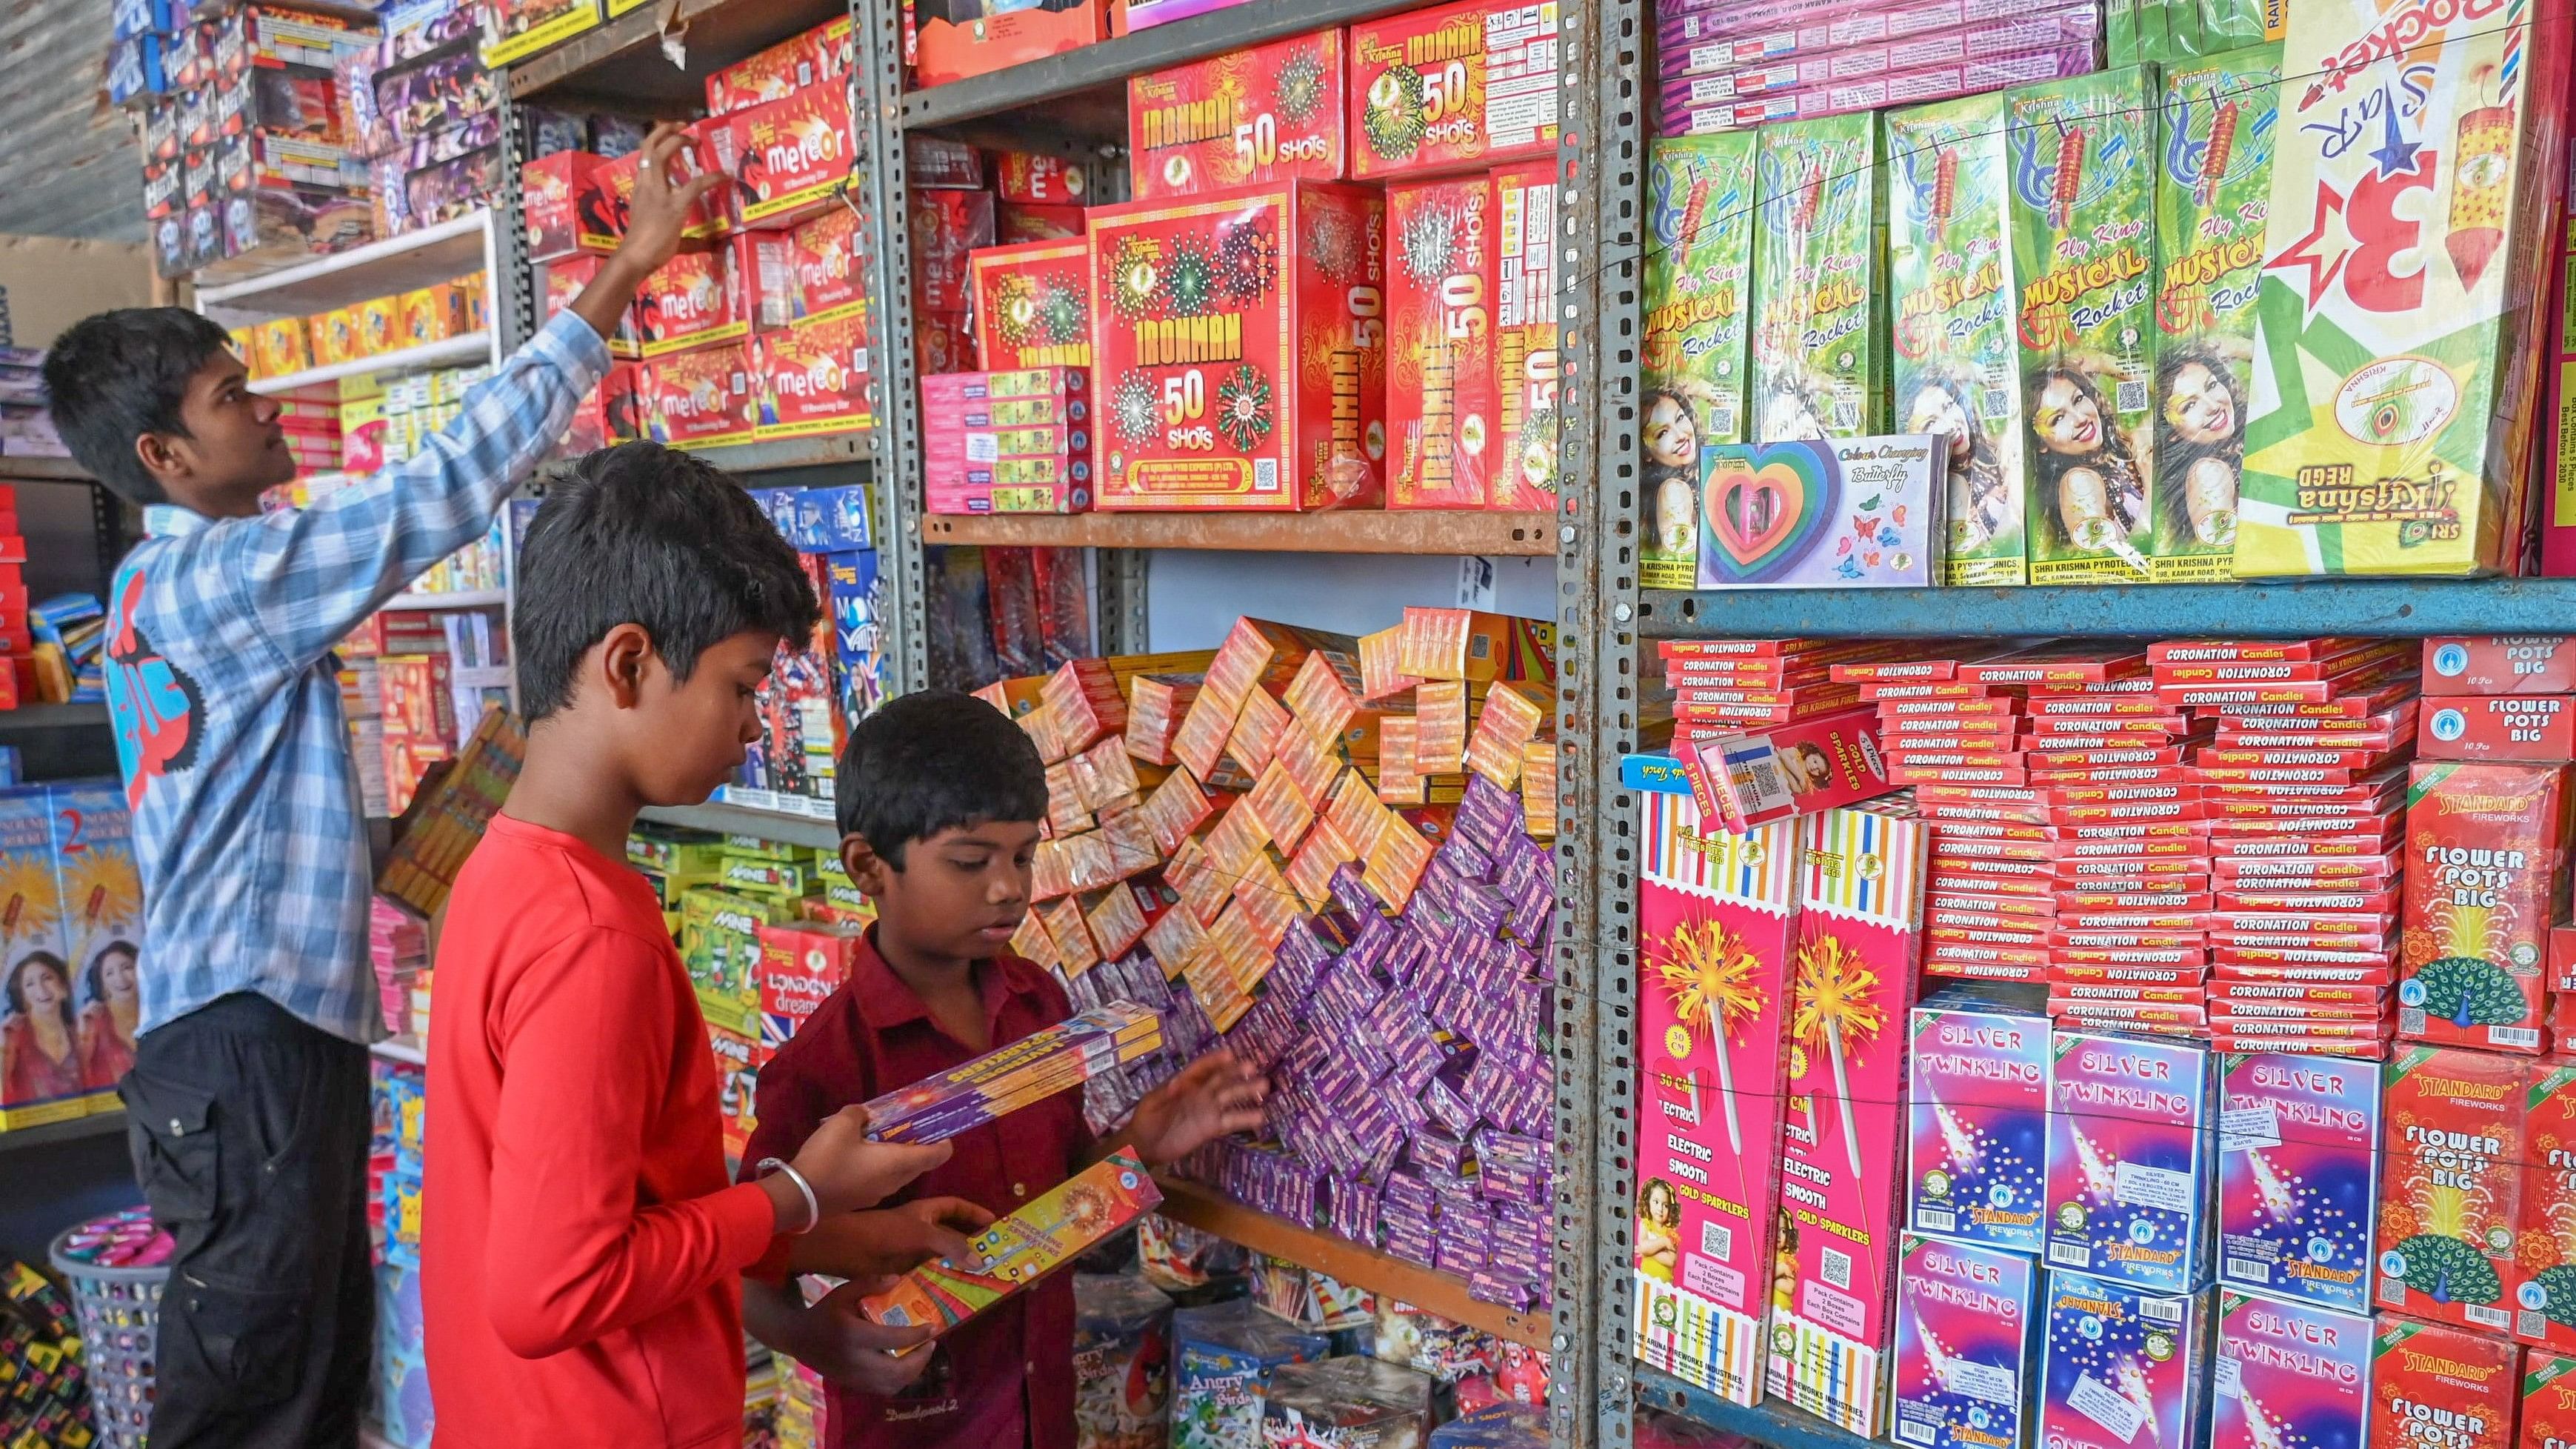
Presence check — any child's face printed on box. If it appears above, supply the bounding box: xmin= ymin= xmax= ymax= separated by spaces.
xmin=2033 ymin=376 xmax=2101 ymax=456
xmin=2162 ymin=362 xmax=2235 ymax=444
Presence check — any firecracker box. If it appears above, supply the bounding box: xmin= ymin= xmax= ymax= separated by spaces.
xmin=1491 ymin=159 xmax=1559 ymax=512
xmin=752 ymin=309 xmax=872 ymax=440
xmin=2038 ymin=1272 xmax=2212 ymax=1449
xmin=483 ymin=0 xmax=601 ymax=68
xmin=635 ymin=247 xmax=747 ymax=357
xmin=2045 ymin=1031 xmax=2215 ymax=1293
xmin=790 ymin=205 xmax=870 ymax=325
xmin=913 ymin=0 xmax=1111 ymax=88
xmin=1890 ymin=1236 xmax=2043 ymax=1449
xmin=642 ymin=343 xmax=755 ymax=449
xmin=1000 ymin=202 xmax=1087 ymax=242
xmin=1906 ymin=997 xmax=2050 ymax=1254
xmin=1128 ymin=31 xmax=1347 ymax=200
xmin=1677 ymin=704 xmax=1889 ymax=831
xmin=730 ymin=230 xmax=798 ymax=333
xmin=2398 ymin=762 xmax=2570 ymax=1053
xmin=704 ymin=17 xmax=850 ymax=116
xmin=2420 ymin=696 xmax=2576 ymax=763
xmin=921 ymin=367 xmax=1094 ymax=514
xmin=2238 ymin=0 xmax=2576 ymax=577
xmin=2217 ymin=1051 xmax=2380 ymax=1315
xmin=2376 ymin=1044 xmax=2527 ymax=1332
xmin=398 ymin=284 xmax=470 ymax=347
xmin=1089 ymin=182 xmax=1388 ymax=510
xmin=715 ymin=82 xmax=855 ymax=230
xmin=2372 ymin=1314 xmax=2520 ymax=1449
xmin=545 ymin=253 xmax=642 ymax=359
xmin=2512 ymin=1062 xmax=2576 ymax=1350
xmin=252 ymin=317 xmax=310 ymax=378
xmin=522 ymin=150 xmax=607 ymax=262
xmin=969 ymin=237 xmax=1092 ymax=369
xmin=755 ymin=919 xmax=863 ymax=1046
xmin=1348 ymin=0 xmax=1561 ymax=181
xmin=2215 ymin=1293 xmax=2371 ymax=1449
xmin=581 ymin=138 xmax=727 ymax=252
xmin=355 ymin=297 xmax=399 ymax=359
xmin=1386 ymin=175 xmax=1498 ymax=509
xmin=913 ymin=186 xmax=996 ymax=315
xmin=2425 ymin=639 xmax=2576 ymax=696
xmin=565 ymin=362 xmax=644 ymax=453
xmin=992 ymin=151 xmax=1087 ymax=204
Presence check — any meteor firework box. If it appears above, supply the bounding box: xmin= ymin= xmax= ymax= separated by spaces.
xmin=717 ymin=84 xmax=855 ymax=230
xmin=1765 ymin=803 xmax=1931 ymax=1436
xmin=790 ymin=205 xmax=870 ymax=326
xmin=2150 ymin=46 xmax=2283 ymax=583
xmin=2214 ymin=1293 xmax=2372 ymax=1449
xmin=2396 ymin=762 xmax=2569 ymax=1053
xmin=2526 ymin=1354 xmax=2576 ymax=1449
xmin=1892 ymin=1234 xmax=2043 ymax=1449
xmin=1089 ymin=183 xmax=1387 ymax=511
xmin=1886 ymin=92 xmax=2028 ymax=586
xmin=2038 ymin=1270 xmax=2212 ymax=1449
xmin=1492 ymin=159 xmax=1560 ymax=512
xmin=1347 ymin=0 xmax=1560 ymax=181
xmin=752 ymin=310 xmax=873 ymax=440
xmin=1127 ymin=30 xmax=1347 ymax=199
xmin=2375 ymin=1045 xmax=2526 ymax=1332
xmin=2512 ymin=1064 xmax=2576 ymax=1350
xmin=1906 ymin=997 xmax=2051 ymax=1253
xmin=1641 ymin=133 xmax=1759 ymax=587
xmin=1749 ymin=113 xmax=1887 ymax=444
xmin=635 ymin=247 xmax=746 ymax=358
xmin=2218 ymin=1051 xmax=2381 ymax=1315
xmin=2370 ymin=1315 xmax=2519 ymax=1449
xmin=2236 ymin=0 xmax=2574 ymax=576
xmin=969 ymin=238 xmax=1094 ymax=370
xmin=1632 ymin=770 xmax=1801 ymax=1408
xmin=641 ymin=344 xmax=756 ymax=448
xmin=1387 ymin=175 xmax=1497 ymax=509
xmin=2009 ymin=66 xmax=2163 ymax=585
xmin=2046 ymin=1032 xmax=2215 ymax=1293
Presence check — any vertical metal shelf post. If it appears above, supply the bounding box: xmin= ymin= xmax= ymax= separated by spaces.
xmin=853 ymin=0 xmax=932 ymax=697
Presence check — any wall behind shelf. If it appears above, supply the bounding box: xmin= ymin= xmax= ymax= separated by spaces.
xmin=1142 ymin=550 xmax=1557 ymax=650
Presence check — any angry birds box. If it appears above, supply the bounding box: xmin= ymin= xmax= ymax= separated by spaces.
xmin=1089 ymin=183 xmax=1387 ymax=510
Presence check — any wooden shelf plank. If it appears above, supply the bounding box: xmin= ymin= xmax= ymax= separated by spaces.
xmin=922 ymin=510 xmax=1553 ymax=556
xmin=1151 ymin=1177 xmax=1548 ymax=1348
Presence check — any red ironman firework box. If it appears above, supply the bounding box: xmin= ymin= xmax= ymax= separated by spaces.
xmin=1388 ymin=174 xmax=1497 ymax=508
xmin=1492 ymin=159 xmax=1559 ymax=511
xmin=2425 ymin=639 xmax=2576 ymax=696
xmin=641 ymin=343 xmax=755 ymax=449
xmin=717 ymin=83 xmax=855 ymax=230
xmin=752 ymin=310 xmax=872 ymax=440
xmin=1632 ymin=772 xmax=1801 ymax=1408
xmin=2375 ymin=1044 xmax=2526 ymax=1333
xmin=2418 ymin=696 xmax=2576 ymax=764
xmin=1347 ymin=0 xmax=1560 ymax=181
xmin=1127 ymin=30 xmax=1348 ymax=200
xmin=2397 ymin=762 xmax=2569 ymax=1054
xmin=1089 ymin=183 xmax=1387 ymax=511
xmin=2513 ymin=1062 xmax=2576 ymax=1350
xmin=2372 ymin=1314 xmax=2520 ymax=1449
xmin=968 ymin=238 xmax=1094 ymax=370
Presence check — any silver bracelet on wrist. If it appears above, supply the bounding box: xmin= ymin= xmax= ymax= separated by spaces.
xmin=758 ymin=1156 xmax=821 ymax=1234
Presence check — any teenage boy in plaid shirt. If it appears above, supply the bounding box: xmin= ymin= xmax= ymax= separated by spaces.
xmin=41 ymin=125 xmax=720 ymax=1449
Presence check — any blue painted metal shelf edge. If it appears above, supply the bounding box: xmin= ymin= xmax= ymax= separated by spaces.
xmin=1640 ymin=578 xmax=2576 ymax=639
xmin=1632 ymin=1365 xmax=1878 ymax=1449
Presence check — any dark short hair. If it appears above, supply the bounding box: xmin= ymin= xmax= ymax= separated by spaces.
xmin=513 ymin=442 xmax=820 ymax=721
xmin=835 ymin=690 xmax=1047 ymax=867
xmin=41 ymin=307 xmax=239 ymax=506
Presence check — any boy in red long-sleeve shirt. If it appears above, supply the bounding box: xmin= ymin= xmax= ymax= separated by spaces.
xmin=425 ymin=447 xmax=976 ymax=1448
xmin=741 ymin=690 xmax=1270 ymax=1448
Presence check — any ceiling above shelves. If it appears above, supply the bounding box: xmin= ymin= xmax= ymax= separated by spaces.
xmin=507 ymin=0 xmax=854 ymax=109
xmin=922 ymin=508 xmax=1554 ymax=556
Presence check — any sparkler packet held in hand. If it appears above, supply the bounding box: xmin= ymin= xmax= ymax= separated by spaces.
xmin=2045 ymin=1031 xmax=2215 ymax=1293
xmin=2038 ymin=1268 xmax=2211 ymax=1449
xmin=1907 ymin=995 xmax=2051 ymax=1253
xmin=2213 ymin=1291 xmax=2370 ymax=1449
xmin=1892 ymin=1233 xmax=2043 ymax=1449
xmin=2217 ymin=1051 xmax=2380 ymax=1315
xmin=859 ymin=1151 xmax=1160 ymax=1351
xmin=859 ymin=1002 xmax=1163 ymax=1144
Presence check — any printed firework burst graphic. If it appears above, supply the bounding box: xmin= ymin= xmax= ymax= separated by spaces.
xmin=1305 ymin=207 xmax=1362 ymax=285
xmin=1214 ymin=224 xmax=1278 ymax=304
xmin=1361 ymin=64 xmax=1429 ymax=161
xmin=1108 ymin=235 xmax=1161 ymax=319
xmin=1647 ymin=913 xmax=1764 ymax=1153
xmin=1213 ymin=364 xmax=1275 ymax=450
xmin=1111 ymin=372 xmax=1160 ymax=445
xmin=992 ymin=273 xmax=1038 ymax=347
xmin=1164 ymin=236 xmax=1217 ymax=317
xmin=1037 ymin=280 xmax=1087 ymax=345
xmin=1398 ymin=201 xmax=1458 ymax=286
xmin=1274 ymin=47 xmax=1327 ymax=124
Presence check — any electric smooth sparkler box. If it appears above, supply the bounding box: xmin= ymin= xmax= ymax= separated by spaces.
xmin=2396 ymin=762 xmax=2569 ymax=1053
xmin=1632 ymin=768 xmax=1801 ymax=1407
xmin=1892 ymin=1233 xmax=2043 ymax=1449
xmin=2038 ymin=1270 xmax=2212 ymax=1449
xmin=2512 ymin=1062 xmax=2576 ymax=1350
xmin=1127 ymin=31 xmax=1347 ymax=200
xmin=2045 ymin=1032 xmax=2215 ymax=1293
xmin=1387 ymin=174 xmax=1497 ymax=508
xmin=2214 ymin=1291 xmax=2372 ymax=1449
xmin=1347 ymin=0 xmax=1560 ymax=181
xmin=1089 ymin=184 xmax=1387 ymax=511
xmin=2371 ymin=1314 xmax=2519 ymax=1449
xmin=2218 ymin=1051 xmax=2380 ymax=1315
xmin=2375 ymin=1045 xmax=2526 ymax=1332
xmin=969 ymin=238 xmax=1092 ymax=370
xmin=1906 ymin=999 xmax=2050 ymax=1253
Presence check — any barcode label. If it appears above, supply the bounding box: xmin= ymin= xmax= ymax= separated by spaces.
xmin=1822 ymin=1245 xmax=1852 ymax=1290
xmin=1700 ymin=1220 xmax=1733 ymax=1261
xmin=1915 ymin=1208 xmax=1956 ymax=1232
xmin=2116 ymin=379 xmax=2146 ymax=413
xmin=2049 ymin=1242 xmax=2092 ymax=1268
xmin=2142 ymin=1296 xmax=2186 ymax=1325
xmin=2468 ymin=1304 xmax=2511 ymax=1329
xmin=2495 ymin=1027 xmax=2542 ymax=1049
xmin=1900 ymin=1422 xmax=1937 ymax=1446
xmin=1253 ymin=457 xmax=1281 ymax=493
xmin=1831 ymin=399 xmax=1861 ymax=430
xmin=2224 ymin=1258 xmax=2271 ymax=1283
xmin=2525 ymin=1310 xmax=2551 ymax=1338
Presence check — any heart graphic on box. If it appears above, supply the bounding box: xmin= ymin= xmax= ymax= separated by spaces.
xmin=1698 ymin=442 xmax=1838 ymax=583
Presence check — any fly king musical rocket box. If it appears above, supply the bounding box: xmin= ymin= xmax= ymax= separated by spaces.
xmin=1642 ymin=133 xmax=1759 ymax=588
xmin=1128 ymin=30 xmax=1347 ymax=200
xmin=1907 ymin=997 xmax=2051 ymax=1253
xmin=2236 ymin=0 xmax=2575 ymax=576
xmin=1633 ymin=769 xmax=1801 ymax=1408
xmin=1749 ymin=113 xmax=1888 ymax=445
xmin=2218 ymin=1051 xmax=2381 ymax=1315
xmin=1090 ymin=183 xmax=1387 ymax=511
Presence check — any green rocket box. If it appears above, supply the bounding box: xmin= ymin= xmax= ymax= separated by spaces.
xmin=1749 ymin=114 xmax=1888 ymax=448
xmin=2007 ymin=67 xmax=2163 ymax=585
xmin=1887 ymin=93 xmax=2028 ymax=587
xmin=2151 ymin=46 xmax=2281 ymax=583
xmin=1644 ymin=133 xmax=1760 ymax=590
xmin=2237 ymin=0 xmax=2573 ymax=576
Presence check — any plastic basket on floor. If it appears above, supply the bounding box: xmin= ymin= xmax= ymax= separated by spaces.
xmin=47 ymin=1206 xmax=173 ymax=1449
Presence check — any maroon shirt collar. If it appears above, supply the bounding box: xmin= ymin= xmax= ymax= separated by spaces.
xmin=848 ymin=926 xmax=1051 ymax=1043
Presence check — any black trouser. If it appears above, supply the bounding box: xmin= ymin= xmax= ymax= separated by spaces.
xmin=119 ymin=992 xmax=373 ymax=1449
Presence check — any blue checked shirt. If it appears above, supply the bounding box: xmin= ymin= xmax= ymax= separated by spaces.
xmin=104 ymin=311 xmax=609 ymax=1045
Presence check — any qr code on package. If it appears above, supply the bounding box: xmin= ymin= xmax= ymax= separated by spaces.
xmin=1700 ymin=1220 xmax=1732 ymax=1261
xmin=1821 ymin=1245 xmax=1851 ymax=1291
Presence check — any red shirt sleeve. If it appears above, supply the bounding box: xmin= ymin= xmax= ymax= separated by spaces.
xmin=483 ymin=927 xmax=779 ymax=1359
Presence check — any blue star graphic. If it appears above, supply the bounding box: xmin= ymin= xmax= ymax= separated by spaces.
xmin=2369 ymin=101 xmax=2422 ymax=178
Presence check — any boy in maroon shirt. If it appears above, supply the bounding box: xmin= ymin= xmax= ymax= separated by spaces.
xmin=742 ymin=690 xmax=1267 ymax=1448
